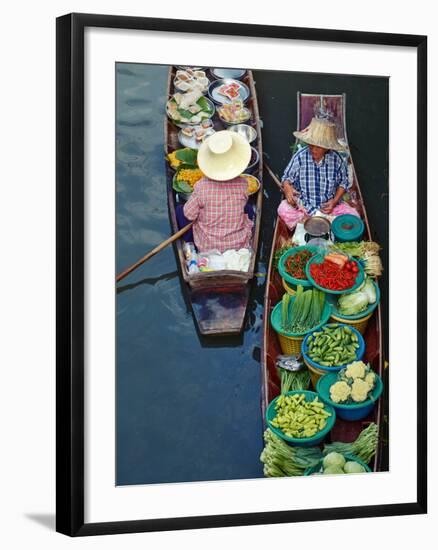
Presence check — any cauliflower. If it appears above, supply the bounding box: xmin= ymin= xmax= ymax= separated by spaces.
xmin=345 ymin=361 xmax=366 ymax=380
xmin=329 ymin=381 xmax=351 ymax=403
xmin=364 ymin=371 xmax=376 ymax=389
xmin=351 ymin=378 xmax=371 ymax=402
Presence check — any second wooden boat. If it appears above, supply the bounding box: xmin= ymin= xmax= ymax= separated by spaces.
xmin=261 ymin=93 xmax=384 ymax=470
xmin=164 ymin=68 xmax=263 ymax=336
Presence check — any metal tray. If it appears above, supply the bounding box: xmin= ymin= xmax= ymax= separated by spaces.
xmin=208 ymin=78 xmax=250 ymax=105
xmin=178 ymin=126 xmax=215 ymax=149
xmin=210 ymin=68 xmax=246 ymax=80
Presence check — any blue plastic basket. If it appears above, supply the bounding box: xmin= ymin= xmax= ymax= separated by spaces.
xmin=332 ymin=214 xmax=365 ymax=242
xmin=301 ymin=323 xmax=365 ymax=373
xmin=266 ymin=390 xmax=336 ymax=447
xmin=304 ymin=453 xmax=372 ymax=475
xmin=316 ymin=371 xmax=383 ymax=421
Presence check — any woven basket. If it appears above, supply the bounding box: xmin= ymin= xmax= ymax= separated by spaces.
xmin=281 ymin=278 xmax=296 ymax=296
xmin=330 ymin=310 xmax=373 ymax=335
xmin=277 ymin=332 xmax=304 ymax=355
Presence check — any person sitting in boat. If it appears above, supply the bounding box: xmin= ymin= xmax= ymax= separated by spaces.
xmin=176 ymin=130 xmax=254 ymax=253
xmin=278 ymin=117 xmax=359 ymax=229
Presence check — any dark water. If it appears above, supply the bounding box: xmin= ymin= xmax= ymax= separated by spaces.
xmin=116 ymin=64 xmax=388 ymax=485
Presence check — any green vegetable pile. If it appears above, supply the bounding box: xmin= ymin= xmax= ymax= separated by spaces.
xmin=269 ymin=393 xmax=332 ymax=439
xmin=323 ymin=422 xmax=379 ymax=464
xmin=337 ymin=276 xmax=377 ymax=316
xmin=279 ymin=367 xmax=311 ymax=393
xmin=330 ymin=361 xmax=378 ymax=403
xmin=306 ymin=324 xmax=360 ymax=366
xmin=281 ymin=286 xmax=326 ymax=335
xmin=331 ymin=241 xmax=383 ymax=277
xmin=260 ymin=429 xmax=322 ymax=477
xmin=311 ymin=452 xmax=367 ymax=475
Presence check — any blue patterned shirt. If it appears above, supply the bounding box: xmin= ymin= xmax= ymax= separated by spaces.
xmin=282 ymin=146 xmax=350 ymax=214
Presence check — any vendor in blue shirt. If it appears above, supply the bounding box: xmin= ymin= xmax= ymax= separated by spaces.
xmin=278 ymin=117 xmax=359 ymax=229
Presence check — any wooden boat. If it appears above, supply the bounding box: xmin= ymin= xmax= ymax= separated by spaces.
xmin=261 ymin=93 xmax=384 ymax=470
xmin=164 ymin=68 xmax=263 ymax=336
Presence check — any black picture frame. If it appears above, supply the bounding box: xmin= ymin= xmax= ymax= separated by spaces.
xmin=56 ymin=12 xmax=427 ymax=536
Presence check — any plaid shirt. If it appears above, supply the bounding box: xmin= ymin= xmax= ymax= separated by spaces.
xmin=282 ymin=146 xmax=350 ymax=214
xmin=183 ymin=177 xmax=253 ymax=253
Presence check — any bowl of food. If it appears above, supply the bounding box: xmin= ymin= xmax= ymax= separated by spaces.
xmin=173 ymin=68 xmax=210 ymax=94
xmin=210 ymin=68 xmax=246 ymax=80
xmin=217 ymin=100 xmax=251 ymax=125
xmin=305 ymin=251 xmax=365 ymax=294
xmin=266 ymin=390 xmax=336 ymax=446
xmin=166 ymin=90 xmax=215 ymax=127
xmin=208 ymin=78 xmax=250 ymax=105
xmin=228 ymin=124 xmax=257 ymax=144
xmin=301 ymin=324 xmax=365 ymax=387
xmin=240 ymin=173 xmax=260 ymax=195
xmin=278 ymin=245 xmax=319 ymax=288
xmin=172 ymin=167 xmax=204 ymax=200
xmin=304 ymin=452 xmax=371 ymax=475
xmin=316 ymin=365 xmax=383 ymax=421
xmin=178 ymin=122 xmax=215 ymax=149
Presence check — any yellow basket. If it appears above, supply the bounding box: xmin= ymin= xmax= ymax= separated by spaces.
xmin=303 ymin=357 xmax=328 ymax=389
xmin=330 ymin=310 xmax=374 ymax=335
xmin=281 ymin=278 xmax=296 ymax=296
xmin=277 ymin=332 xmax=304 ymax=355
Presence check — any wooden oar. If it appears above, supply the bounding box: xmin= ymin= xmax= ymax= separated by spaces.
xmin=264 ymin=162 xmax=283 ymax=190
xmin=116 ymin=222 xmax=194 ymax=283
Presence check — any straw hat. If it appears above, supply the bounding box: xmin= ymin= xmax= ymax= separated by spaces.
xmin=197 ymin=130 xmax=251 ymax=181
xmin=293 ymin=117 xmax=346 ymax=151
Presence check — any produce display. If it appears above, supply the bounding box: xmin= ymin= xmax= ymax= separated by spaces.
xmin=173 ymin=69 xmax=209 ymax=94
xmin=277 ymin=360 xmax=311 ymax=393
xmin=323 ymin=422 xmax=378 ymax=464
xmin=305 ymin=325 xmax=360 ymax=366
xmin=167 ymin=89 xmax=215 ymax=125
xmin=218 ymin=100 xmax=251 ymax=123
xmin=310 ymin=452 xmax=367 ymax=475
xmin=166 ymin=147 xmax=198 ymax=170
xmin=173 ymin=168 xmax=204 ymax=194
xmin=329 ymin=361 xmax=377 ymax=403
xmin=281 ymin=286 xmax=326 ymax=334
xmin=337 ymin=276 xmax=377 ymax=316
xmin=332 ymin=241 xmax=383 ymax=277
xmin=260 ymin=429 xmax=323 ymax=477
xmin=269 ymin=393 xmax=332 ymax=439
xmin=309 ymin=253 xmax=361 ymax=291
xmin=284 ymin=249 xmax=314 ymax=280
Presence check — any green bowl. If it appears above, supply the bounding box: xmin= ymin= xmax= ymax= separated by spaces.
xmin=270 ymin=296 xmax=332 ymax=338
xmin=316 ymin=371 xmax=383 ymax=421
xmin=278 ymin=246 xmax=319 ymax=287
xmin=304 ymin=453 xmax=372 ymax=475
xmin=330 ymin=279 xmax=381 ymax=320
xmin=305 ymin=253 xmax=365 ymax=295
xmin=266 ymin=390 xmax=336 ymax=447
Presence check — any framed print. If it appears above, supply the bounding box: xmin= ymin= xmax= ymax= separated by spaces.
xmin=56 ymin=13 xmax=427 ymax=536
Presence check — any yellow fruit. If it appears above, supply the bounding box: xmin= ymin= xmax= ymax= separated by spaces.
xmin=176 ymin=168 xmax=204 ymax=187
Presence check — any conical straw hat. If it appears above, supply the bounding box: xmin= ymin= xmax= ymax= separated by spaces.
xmin=293 ymin=117 xmax=346 ymax=151
xmin=197 ymin=130 xmax=251 ymax=181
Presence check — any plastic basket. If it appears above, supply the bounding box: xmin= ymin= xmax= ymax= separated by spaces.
xmin=330 ymin=279 xmax=380 ymax=321
xmin=278 ymin=246 xmax=318 ymax=287
xmin=316 ymin=371 xmax=383 ymax=421
xmin=330 ymin=310 xmax=373 ymax=335
xmin=301 ymin=323 xmax=365 ymax=388
xmin=332 ymin=214 xmax=365 ymax=242
xmin=305 ymin=253 xmax=365 ymax=295
xmin=266 ymin=390 xmax=336 ymax=447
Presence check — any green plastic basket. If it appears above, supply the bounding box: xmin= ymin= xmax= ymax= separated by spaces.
xmin=304 ymin=453 xmax=372 ymax=475
xmin=278 ymin=245 xmax=319 ymax=288
xmin=330 ymin=279 xmax=381 ymax=320
xmin=266 ymin=390 xmax=336 ymax=446
xmin=270 ymin=296 xmax=332 ymax=338
xmin=305 ymin=252 xmax=365 ymax=295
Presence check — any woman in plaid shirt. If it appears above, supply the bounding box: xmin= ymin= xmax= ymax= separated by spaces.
xmin=278 ymin=117 xmax=359 ymax=229
xmin=180 ymin=131 xmax=254 ymax=254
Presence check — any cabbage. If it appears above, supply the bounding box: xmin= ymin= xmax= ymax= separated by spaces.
xmin=344 ymin=461 xmax=366 ymax=474
xmin=323 ymin=466 xmax=344 ymax=475
xmin=363 ymin=279 xmax=377 ymax=304
xmin=323 ymin=452 xmax=346 ymax=470
xmin=338 ymin=290 xmax=369 ymax=315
